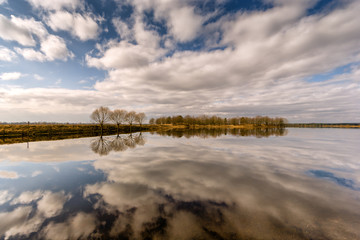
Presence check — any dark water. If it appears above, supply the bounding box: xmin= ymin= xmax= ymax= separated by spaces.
xmin=0 ymin=128 xmax=359 ymax=239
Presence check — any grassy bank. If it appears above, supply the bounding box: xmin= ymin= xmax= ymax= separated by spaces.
xmin=0 ymin=124 xmax=157 ymax=145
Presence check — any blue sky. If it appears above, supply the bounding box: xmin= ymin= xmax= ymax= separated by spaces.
xmin=0 ymin=0 xmax=359 ymax=123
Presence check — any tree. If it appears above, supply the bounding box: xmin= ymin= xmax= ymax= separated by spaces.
xmin=90 ymin=106 xmax=111 ymax=135
xmin=135 ymin=112 xmax=146 ymax=127
xmin=111 ymin=109 xmax=127 ymax=135
xmin=149 ymin=118 xmax=155 ymax=124
xmin=125 ymin=111 xmax=137 ymax=129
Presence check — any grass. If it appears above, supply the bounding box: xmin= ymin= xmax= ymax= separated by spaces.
xmin=0 ymin=124 xmax=157 ymax=145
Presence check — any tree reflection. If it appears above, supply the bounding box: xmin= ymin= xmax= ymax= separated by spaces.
xmin=90 ymin=133 xmax=146 ymax=155
xmin=154 ymin=127 xmax=288 ymax=138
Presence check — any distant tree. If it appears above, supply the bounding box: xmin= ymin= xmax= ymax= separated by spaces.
xmin=149 ymin=118 xmax=155 ymax=125
xmin=111 ymin=109 xmax=127 ymax=135
xmin=90 ymin=106 xmax=111 ymax=135
xmin=125 ymin=111 xmax=137 ymax=129
xmin=135 ymin=112 xmax=146 ymax=127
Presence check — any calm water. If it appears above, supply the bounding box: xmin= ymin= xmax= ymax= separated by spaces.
xmin=0 ymin=128 xmax=359 ymax=239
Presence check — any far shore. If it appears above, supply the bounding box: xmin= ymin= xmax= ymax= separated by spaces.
xmin=0 ymin=122 xmax=358 ymax=145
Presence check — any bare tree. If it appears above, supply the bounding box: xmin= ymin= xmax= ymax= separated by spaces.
xmin=90 ymin=106 xmax=111 ymax=135
xmin=125 ymin=111 xmax=137 ymax=129
xmin=111 ymin=109 xmax=127 ymax=135
xmin=135 ymin=112 xmax=146 ymax=127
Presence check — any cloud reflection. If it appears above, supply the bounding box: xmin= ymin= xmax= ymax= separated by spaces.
xmin=0 ymin=129 xmax=359 ymax=239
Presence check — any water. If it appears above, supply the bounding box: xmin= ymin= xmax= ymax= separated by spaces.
xmin=0 ymin=128 xmax=359 ymax=239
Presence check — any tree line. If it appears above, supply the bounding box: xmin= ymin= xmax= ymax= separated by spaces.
xmin=90 ymin=106 xmax=146 ymax=135
xmin=149 ymin=115 xmax=287 ymax=127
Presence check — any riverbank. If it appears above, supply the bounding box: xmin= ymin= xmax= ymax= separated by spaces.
xmin=0 ymin=124 xmax=156 ymax=145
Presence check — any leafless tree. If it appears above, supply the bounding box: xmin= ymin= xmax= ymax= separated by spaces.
xmin=111 ymin=109 xmax=127 ymax=135
xmin=90 ymin=106 xmax=111 ymax=135
xmin=135 ymin=112 xmax=146 ymax=127
xmin=125 ymin=111 xmax=137 ymax=130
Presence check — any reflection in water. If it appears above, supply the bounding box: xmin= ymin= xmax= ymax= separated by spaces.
xmin=0 ymin=129 xmax=359 ymax=239
xmin=90 ymin=133 xmax=145 ymax=155
xmin=154 ymin=127 xmax=287 ymax=138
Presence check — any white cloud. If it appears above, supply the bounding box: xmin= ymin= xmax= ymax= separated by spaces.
xmin=41 ymin=212 xmax=97 ymax=240
xmin=0 ymin=0 xmax=7 ymax=5
xmin=86 ymin=41 xmax=164 ymax=70
xmin=0 ymin=14 xmax=36 ymax=46
xmin=25 ymin=0 xmax=82 ymax=11
xmin=33 ymin=74 xmax=44 ymax=81
xmin=112 ymin=18 xmax=133 ymax=41
xmin=11 ymin=190 xmax=43 ymax=205
xmin=46 ymin=11 xmax=100 ymax=41
xmin=168 ymin=6 xmax=204 ymax=42
xmin=15 ymin=36 xmax=73 ymax=62
xmin=0 ymin=14 xmax=73 ymax=62
xmin=0 ymin=72 xmax=22 ymax=81
xmin=40 ymin=35 xmax=73 ymax=61
xmin=0 ymin=46 xmax=16 ymax=61
xmin=0 ymin=190 xmax=14 ymax=205
xmin=14 ymin=47 xmax=47 ymax=62
xmin=37 ymin=191 xmax=71 ymax=218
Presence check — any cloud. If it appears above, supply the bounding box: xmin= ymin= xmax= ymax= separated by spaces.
xmin=0 ymin=206 xmax=33 ymax=238
xmin=0 ymin=0 xmax=7 ymax=5
xmin=46 ymin=11 xmax=100 ymax=41
xmin=37 ymin=191 xmax=71 ymax=218
xmin=86 ymin=41 xmax=165 ymax=70
xmin=0 ymin=46 xmax=17 ymax=61
xmin=82 ymin=0 xmax=360 ymax=122
xmin=40 ymin=35 xmax=73 ymax=61
xmin=33 ymin=74 xmax=44 ymax=81
xmin=0 ymin=72 xmax=22 ymax=81
xmin=112 ymin=18 xmax=133 ymax=41
xmin=25 ymin=0 xmax=83 ymax=11
xmin=41 ymin=212 xmax=97 ymax=240
xmin=0 ymin=14 xmax=36 ymax=46
xmin=125 ymin=0 xmax=206 ymax=42
xmin=14 ymin=47 xmax=47 ymax=62
xmin=0 ymin=190 xmax=14 ymax=205
xmin=168 ymin=6 xmax=204 ymax=42
xmin=15 ymin=35 xmax=73 ymax=62
xmin=0 ymin=14 xmax=73 ymax=62
xmin=11 ymin=190 xmax=43 ymax=205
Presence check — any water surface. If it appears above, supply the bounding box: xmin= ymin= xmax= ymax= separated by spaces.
xmin=0 ymin=129 xmax=359 ymax=239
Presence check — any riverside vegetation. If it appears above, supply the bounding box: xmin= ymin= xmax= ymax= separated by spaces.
xmin=0 ymin=106 xmax=292 ymax=145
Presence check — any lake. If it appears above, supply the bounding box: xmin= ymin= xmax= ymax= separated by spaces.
xmin=0 ymin=128 xmax=359 ymax=239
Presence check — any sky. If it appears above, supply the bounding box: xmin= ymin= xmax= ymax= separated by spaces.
xmin=0 ymin=0 xmax=359 ymax=123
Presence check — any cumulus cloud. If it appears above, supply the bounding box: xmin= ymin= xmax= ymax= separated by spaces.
xmin=112 ymin=18 xmax=133 ymax=41
xmin=40 ymin=35 xmax=73 ymax=61
xmin=33 ymin=74 xmax=44 ymax=81
xmin=125 ymin=0 xmax=205 ymax=42
xmin=15 ymin=36 xmax=72 ymax=62
xmin=41 ymin=212 xmax=97 ymax=240
xmin=0 ymin=46 xmax=16 ymax=61
xmin=0 ymin=14 xmax=36 ymax=46
xmin=14 ymin=47 xmax=47 ymax=62
xmin=25 ymin=0 xmax=82 ymax=11
xmin=11 ymin=190 xmax=43 ymax=205
xmin=37 ymin=191 xmax=71 ymax=218
xmin=0 ymin=72 xmax=22 ymax=81
xmin=46 ymin=11 xmax=100 ymax=41
xmin=0 ymin=14 xmax=73 ymax=62
xmin=82 ymin=0 xmax=360 ymax=122
xmin=0 ymin=190 xmax=14 ymax=204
